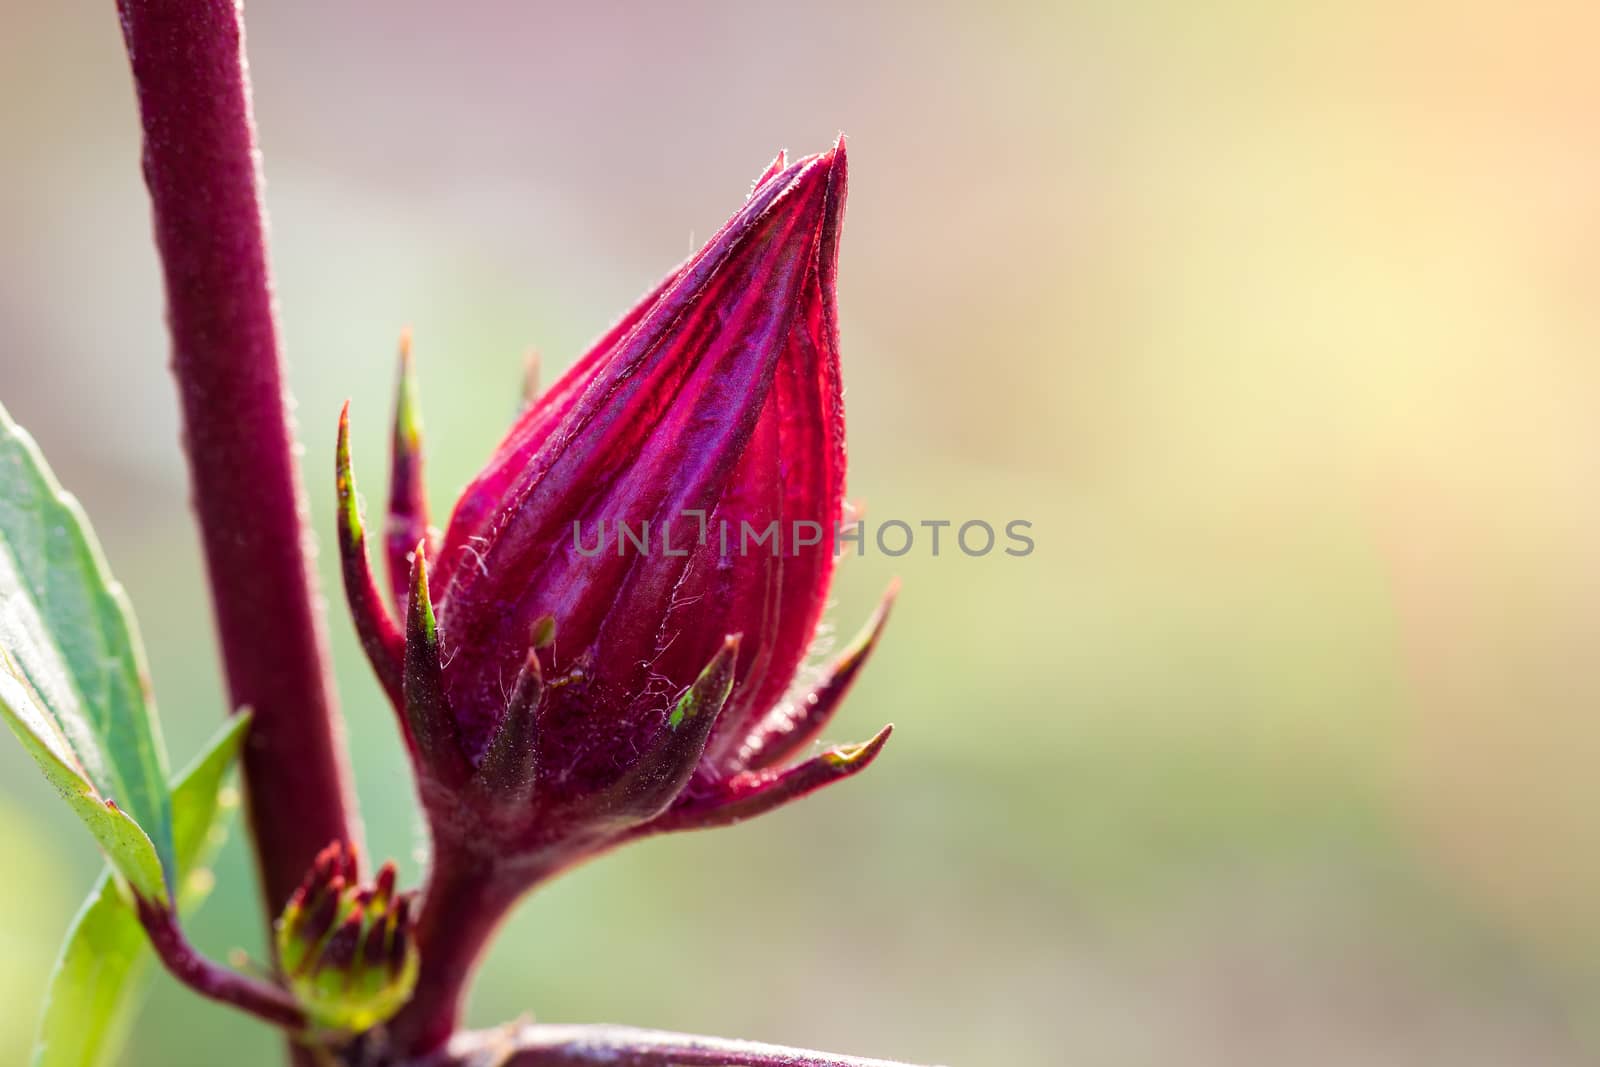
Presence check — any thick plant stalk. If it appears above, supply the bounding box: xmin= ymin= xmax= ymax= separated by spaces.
xmin=386 ymin=843 xmax=530 ymax=1056
xmin=116 ymin=0 xmax=358 ymax=931
xmin=440 ymin=1025 xmax=941 ymax=1067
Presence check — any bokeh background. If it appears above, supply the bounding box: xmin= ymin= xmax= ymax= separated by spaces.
xmin=4 ymin=2 xmax=1600 ymax=1064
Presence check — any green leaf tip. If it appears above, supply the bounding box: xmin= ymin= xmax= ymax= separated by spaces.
xmin=840 ymin=578 xmax=898 ymax=667
xmin=530 ymin=613 xmax=557 ymax=651
xmin=741 ymin=580 xmax=898 ymax=774
xmin=821 ymin=722 xmax=894 ymax=769
xmin=407 ymin=541 xmax=437 ymax=645
xmin=335 ymin=401 xmax=364 ymax=546
xmin=31 ymin=712 xmax=250 ymax=1067
xmin=400 ymin=541 xmax=469 ymax=784
xmin=0 ymin=400 xmax=175 ymax=893
xmin=393 ymin=328 xmax=423 ymax=452
xmin=335 ymin=408 xmax=406 ymax=706
xmin=670 ymin=635 xmax=740 ymax=730
xmin=170 ymin=713 xmax=249 ymax=908
xmin=385 ymin=331 xmax=433 ymax=612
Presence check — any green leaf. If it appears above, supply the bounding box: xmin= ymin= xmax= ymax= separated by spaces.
xmin=0 ymin=402 xmax=174 ymax=894
xmin=170 ymin=714 xmax=250 ymax=894
xmin=0 ymin=660 xmax=166 ymax=902
xmin=32 ymin=714 xmax=250 ymax=1067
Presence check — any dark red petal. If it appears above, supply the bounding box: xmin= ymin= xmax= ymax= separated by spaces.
xmin=296 ymin=881 xmax=344 ymax=964
xmin=437 ymin=151 xmax=843 ymax=760
xmin=651 ymin=142 xmax=850 ymax=774
xmin=317 ymin=909 xmax=365 ymax=976
xmin=373 ymin=861 xmax=397 ymax=909
xmin=432 ymin=258 xmax=685 ymax=596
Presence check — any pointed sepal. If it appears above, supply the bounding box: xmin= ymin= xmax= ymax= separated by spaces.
xmin=740 ymin=581 xmax=897 ymax=771
xmin=386 ymin=330 xmax=435 ymax=612
xmin=403 ymin=543 xmax=470 ymax=786
xmin=671 ymin=634 xmax=740 ymax=730
xmin=474 ymin=643 xmax=545 ymax=804
xmin=585 ymin=635 xmax=740 ymax=826
xmin=644 ymin=724 xmax=892 ymax=835
xmin=336 ymin=402 xmax=405 ymax=707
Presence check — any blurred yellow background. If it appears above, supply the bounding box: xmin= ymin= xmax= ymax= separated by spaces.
xmin=4 ymin=2 xmax=1600 ymax=1064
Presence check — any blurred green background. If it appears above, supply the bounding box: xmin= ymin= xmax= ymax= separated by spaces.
xmin=5 ymin=2 xmax=1600 ymax=1064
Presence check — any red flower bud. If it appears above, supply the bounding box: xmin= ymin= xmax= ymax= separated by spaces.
xmin=275 ymin=843 xmax=419 ymax=1034
xmin=337 ymin=140 xmax=892 ymax=881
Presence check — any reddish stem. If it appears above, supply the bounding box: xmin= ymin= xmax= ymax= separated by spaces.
xmin=115 ymin=0 xmax=358 ymax=921
xmin=136 ymin=898 xmax=307 ymax=1031
xmin=385 ymin=844 xmax=529 ymax=1057
xmin=437 ymin=1025 xmax=938 ymax=1067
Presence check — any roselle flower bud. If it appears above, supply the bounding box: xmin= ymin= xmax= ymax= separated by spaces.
xmin=336 ymin=140 xmax=892 ymax=880
xmin=275 ymin=842 xmax=418 ymax=1034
